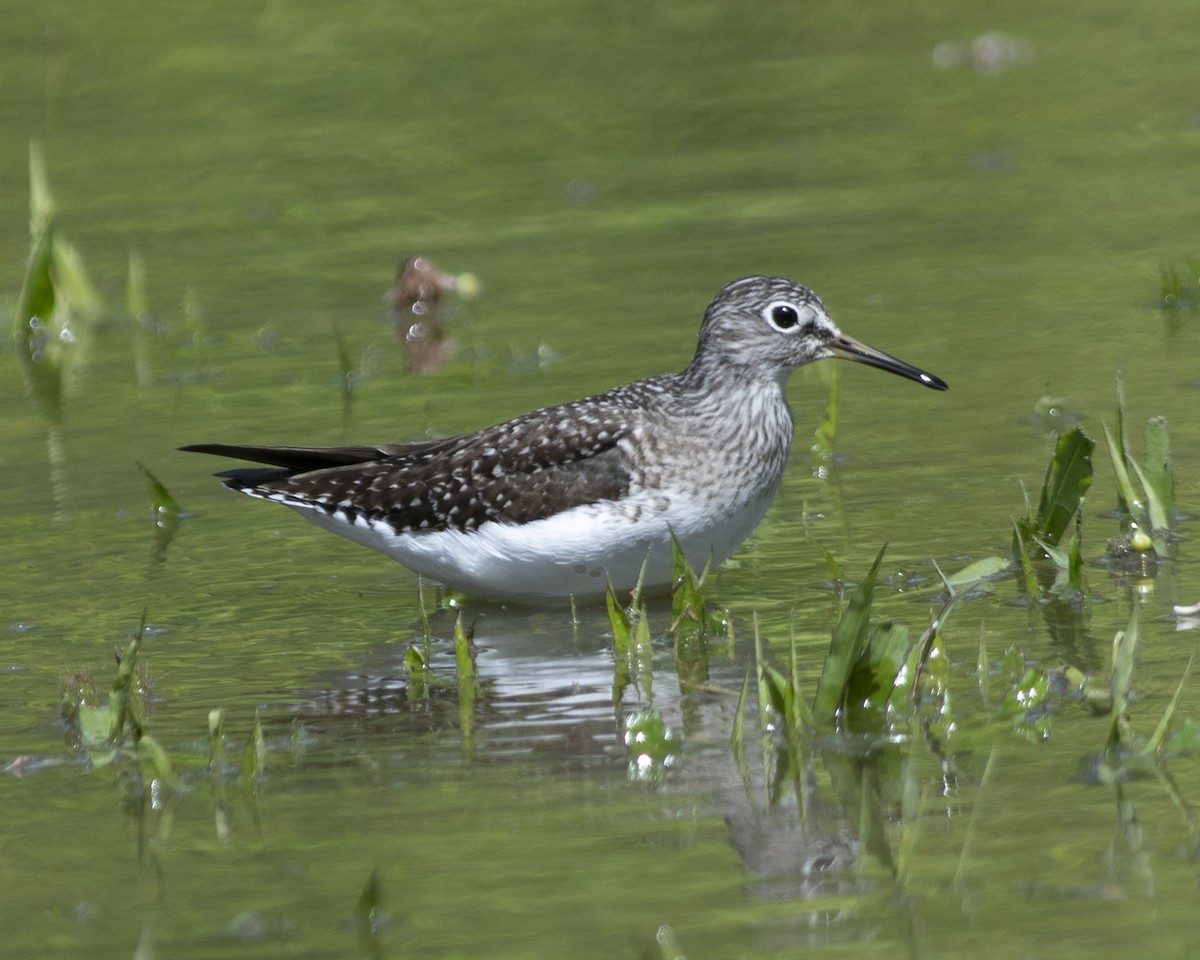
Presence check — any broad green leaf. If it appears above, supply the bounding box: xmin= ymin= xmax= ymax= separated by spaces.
xmin=1033 ymin=427 xmax=1094 ymax=546
xmin=842 ymin=622 xmax=910 ymax=732
xmin=79 ymin=703 xmax=114 ymax=749
xmin=813 ymin=544 xmax=886 ymax=727
xmin=940 ymin=555 xmax=1009 ymax=592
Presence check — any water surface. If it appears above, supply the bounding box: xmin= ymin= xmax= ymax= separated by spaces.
xmin=4 ymin=0 xmax=1200 ymax=956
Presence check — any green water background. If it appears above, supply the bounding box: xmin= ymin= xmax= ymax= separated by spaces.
xmin=3 ymin=1 xmax=1200 ymax=956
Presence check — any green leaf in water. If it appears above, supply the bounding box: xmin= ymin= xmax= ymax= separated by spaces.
xmin=136 ymin=461 xmax=182 ymax=519
xmin=669 ymin=528 xmax=710 ymax=634
xmin=1031 ymin=426 xmax=1094 ymax=547
xmin=136 ymin=729 xmax=179 ymax=790
xmin=813 ymin=544 xmax=886 ymax=728
xmin=355 ymin=868 xmax=386 ymax=960
xmin=243 ymin=708 xmax=267 ymax=785
xmin=453 ymin=614 xmax=477 ymax=751
xmin=404 ymin=645 xmax=428 ymax=701
xmin=939 ymin=555 xmax=1009 ymax=593
xmin=1107 ymin=607 xmax=1139 ymax=753
xmin=1145 ymin=651 xmax=1194 ymax=756
xmin=1140 ymin=415 xmax=1173 ymax=531
xmin=808 ymin=537 xmax=843 ymax=583
xmin=624 ymin=708 xmax=679 ymax=783
xmin=842 ymin=622 xmax=910 ymax=733
xmin=11 ymin=220 xmax=62 ymax=425
xmin=1102 ymin=422 xmax=1143 ymax=518
xmin=108 ymin=611 xmax=149 ymax=745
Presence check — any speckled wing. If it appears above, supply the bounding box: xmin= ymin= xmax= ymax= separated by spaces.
xmin=181 ymin=404 xmax=634 ymax=534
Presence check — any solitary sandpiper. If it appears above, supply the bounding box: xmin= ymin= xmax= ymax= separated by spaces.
xmin=182 ymin=276 xmax=947 ymax=602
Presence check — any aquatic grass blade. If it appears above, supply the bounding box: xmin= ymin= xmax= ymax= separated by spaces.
xmin=243 ymin=709 xmax=267 ymax=785
xmin=788 ymin=617 xmax=814 ymax=732
xmin=808 ymin=538 xmax=843 ymax=583
xmin=1102 ymin=423 xmax=1143 ymax=517
xmin=668 ymin=528 xmax=708 ymax=634
xmin=810 ymin=362 xmax=839 ymax=475
xmin=136 ymin=731 xmax=178 ymax=789
xmin=136 ymin=461 xmax=183 ymax=519
xmin=1139 ymin=415 xmax=1173 ymax=531
xmin=1011 ymin=519 xmax=1039 ymax=599
xmin=453 ymin=614 xmax=477 ymax=752
xmin=51 ymin=234 xmax=104 ymax=324
xmin=404 ymin=646 xmax=429 ymax=701
xmin=12 ymin=221 xmax=63 ymax=425
xmin=1106 ymin=607 xmax=1139 ymax=753
xmin=355 ymin=869 xmax=386 ymax=960
xmin=209 ymin=708 xmax=230 ymax=842
xmin=108 ymin=610 xmax=149 ymax=745
xmin=1145 ymin=652 xmax=1194 ymax=756
xmin=606 ymin=581 xmax=631 ymax=658
xmin=730 ymin=663 xmax=752 ymax=791
xmin=813 ymin=544 xmax=886 ymax=728
xmin=136 ymin=461 xmax=184 ymax=564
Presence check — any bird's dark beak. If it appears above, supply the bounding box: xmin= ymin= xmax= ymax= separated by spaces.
xmin=828 ymin=335 xmax=948 ymax=391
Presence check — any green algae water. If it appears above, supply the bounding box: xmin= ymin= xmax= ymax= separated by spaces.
xmin=4 ymin=0 xmax=1200 ymax=956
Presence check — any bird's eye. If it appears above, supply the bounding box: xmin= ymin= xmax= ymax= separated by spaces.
xmin=766 ymin=302 xmax=801 ymax=331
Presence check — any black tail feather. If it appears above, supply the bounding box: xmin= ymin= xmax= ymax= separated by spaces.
xmin=179 ymin=443 xmax=392 ymax=472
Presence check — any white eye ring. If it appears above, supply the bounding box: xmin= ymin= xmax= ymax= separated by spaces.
xmin=764 ymin=301 xmax=803 ymax=332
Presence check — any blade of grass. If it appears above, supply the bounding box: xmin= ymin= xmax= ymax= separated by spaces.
xmin=209 ymin=708 xmax=229 ymax=842
xmin=730 ymin=662 xmax=752 ymax=792
xmin=1102 ymin=422 xmax=1143 ymax=516
xmin=12 ymin=219 xmax=62 ymax=425
xmin=1141 ymin=416 xmax=1173 ymax=530
xmin=108 ymin=609 xmax=148 ymax=745
xmin=1145 ymin=651 xmax=1194 ymax=756
xmin=810 ymin=363 xmax=839 ymax=475
xmin=1107 ymin=606 xmax=1139 ymax=753
xmin=454 ymin=614 xmax=477 ymax=755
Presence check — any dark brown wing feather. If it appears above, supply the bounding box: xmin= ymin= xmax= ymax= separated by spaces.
xmin=180 ymin=401 xmax=635 ymax=534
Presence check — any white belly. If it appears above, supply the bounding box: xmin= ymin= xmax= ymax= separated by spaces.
xmin=288 ymin=486 xmax=777 ymax=603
